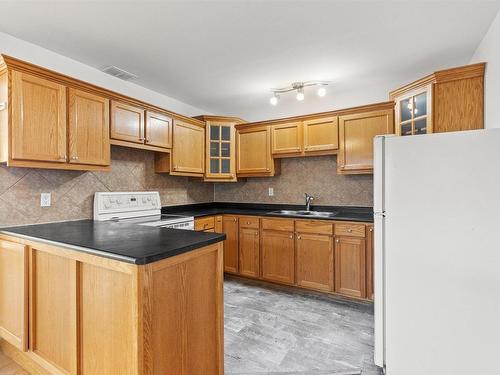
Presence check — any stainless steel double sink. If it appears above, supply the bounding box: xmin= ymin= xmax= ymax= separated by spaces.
xmin=269 ymin=210 xmax=339 ymax=218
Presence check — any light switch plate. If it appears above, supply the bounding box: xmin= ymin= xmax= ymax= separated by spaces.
xmin=40 ymin=193 xmax=51 ymax=207
xmin=268 ymin=187 xmax=274 ymax=197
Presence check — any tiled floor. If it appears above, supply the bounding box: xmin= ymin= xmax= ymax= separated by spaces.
xmin=0 ymin=352 xmax=28 ymax=375
xmin=224 ymin=277 xmax=383 ymax=375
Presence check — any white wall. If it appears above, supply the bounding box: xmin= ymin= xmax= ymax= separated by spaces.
xmin=470 ymin=10 xmax=500 ymax=129
xmin=0 ymin=32 xmax=209 ymax=117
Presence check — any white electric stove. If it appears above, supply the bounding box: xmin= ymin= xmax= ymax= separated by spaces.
xmin=93 ymin=191 xmax=194 ymax=230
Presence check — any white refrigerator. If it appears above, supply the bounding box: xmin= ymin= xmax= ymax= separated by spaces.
xmin=373 ymin=129 xmax=500 ymax=375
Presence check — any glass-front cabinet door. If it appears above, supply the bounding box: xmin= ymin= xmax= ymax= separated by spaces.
xmin=206 ymin=122 xmax=237 ymax=181
xmin=394 ymin=84 xmax=433 ymax=136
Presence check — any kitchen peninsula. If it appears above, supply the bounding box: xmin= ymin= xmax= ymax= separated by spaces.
xmin=0 ymin=220 xmax=225 ymax=375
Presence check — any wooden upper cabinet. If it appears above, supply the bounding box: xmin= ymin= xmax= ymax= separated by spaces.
xmin=303 ymin=116 xmax=338 ymax=153
xmin=171 ymin=119 xmax=205 ymax=176
xmin=390 ymin=62 xmax=485 ymax=135
xmin=145 ymin=111 xmax=172 ymax=149
xmin=206 ymin=121 xmax=236 ymax=181
xmin=0 ymin=239 xmax=28 ymax=351
xmin=334 ymin=236 xmax=366 ymax=298
xmin=68 ymin=88 xmax=110 ymax=166
xmin=11 ymin=71 xmax=67 ymax=163
xmin=110 ymin=100 xmax=145 ymax=144
xmin=236 ymin=125 xmax=278 ymax=177
xmin=338 ymin=107 xmax=394 ymax=174
xmin=271 ymin=122 xmax=303 ymax=155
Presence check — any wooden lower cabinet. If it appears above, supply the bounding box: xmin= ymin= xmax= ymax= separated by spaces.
xmin=334 ymin=236 xmax=366 ymax=298
xmin=223 ymin=216 xmax=239 ymax=274
xmin=239 ymin=227 xmax=260 ymax=278
xmin=0 ymin=235 xmax=224 ymax=375
xmin=0 ymin=240 xmax=28 ymax=351
xmin=261 ymin=230 xmax=295 ymax=285
xmin=296 ymin=233 xmax=334 ymax=292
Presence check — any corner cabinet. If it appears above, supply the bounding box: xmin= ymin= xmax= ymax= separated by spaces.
xmin=0 ymin=57 xmax=111 ymax=171
xmin=195 ymin=116 xmax=246 ymax=182
xmin=390 ymin=62 xmax=485 ymax=135
xmin=338 ymin=105 xmax=394 ymax=174
xmin=235 ymin=124 xmax=280 ymax=177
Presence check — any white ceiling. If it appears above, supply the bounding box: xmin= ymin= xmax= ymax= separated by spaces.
xmin=1 ymin=0 xmax=499 ymax=121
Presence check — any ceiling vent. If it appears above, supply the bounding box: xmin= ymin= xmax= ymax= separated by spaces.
xmin=101 ymin=65 xmax=138 ymax=81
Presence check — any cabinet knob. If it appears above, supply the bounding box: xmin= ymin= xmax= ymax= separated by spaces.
xmin=173 ymin=165 xmax=178 ymax=170
xmin=233 ymin=218 xmax=237 ymax=222
xmin=289 ymin=234 xmax=293 ymax=239
xmin=247 ymin=221 xmax=250 ymax=225
xmin=347 ymin=229 xmax=352 ymax=233
xmin=145 ymin=138 xmax=151 ymax=143
xmin=59 ymin=155 xmax=67 ymax=160
xmin=297 ymin=235 xmax=301 ymax=240
xmin=266 ymin=168 xmax=270 ymax=171
xmin=139 ymin=137 xmax=145 ymax=142
xmin=0 ymin=102 xmax=6 ymax=111
xmin=369 ymin=228 xmax=373 ymax=232
xmin=255 ymin=232 xmax=258 ymax=236
xmin=336 ymin=239 xmax=340 ymax=243
xmin=71 ymin=156 xmax=78 ymax=161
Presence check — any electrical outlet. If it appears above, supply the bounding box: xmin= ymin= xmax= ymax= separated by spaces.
xmin=40 ymin=193 xmax=51 ymax=207
xmin=268 ymin=187 xmax=274 ymax=197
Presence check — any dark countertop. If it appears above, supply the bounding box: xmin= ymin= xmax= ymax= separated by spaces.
xmin=162 ymin=202 xmax=374 ymax=223
xmin=0 ymin=220 xmax=225 ymax=265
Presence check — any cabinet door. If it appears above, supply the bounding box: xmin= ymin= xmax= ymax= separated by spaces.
xmin=11 ymin=71 xmax=67 ymax=162
xmin=239 ymin=227 xmax=260 ymax=278
xmin=206 ymin=123 xmax=236 ymax=180
xmin=338 ymin=109 xmax=394 ymax=174
xmin=236 ymin=126 xmax=273 ymax=175
xmin=303 ymin=117 xmax=338 ymax=153
xmin=394 ymin=86 xmax=432 ymax=136
xmin=271 ymin=122 xmax=302 ymax=155
xmin=334 ymin=237 xmax=366 ymax=298
xmin=30 ymin=248 xmax=78 ymax=374
xmin=223 ymin=216 xmax=239 ymax=274
xmin=171 ymin=120 xmax=205 ymax=175
xmin=145 ymin=111 xmax=172 ymax=149
xmin=110 ymin=100 xmax=145 ymax=144
xmin=68 ymin=88 xmax=110 ymax=166
xmin=366 ymin=225 xmax=374 ymax=300
xmin=296 ymin=233 xmax=333 ymax=292
xmin=0 ymin=240 xmax=28 ymax=351
xmin=261 ymin=230 xmax=295 ymax=285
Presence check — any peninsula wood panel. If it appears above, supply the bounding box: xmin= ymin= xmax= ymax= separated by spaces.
xmin=236 ymin=125 xmax=275 ymax=176
xmin=296 ymin=233 xmax=334 ymax=292
xmin=11 ymin=71 xmax=67 ymax=163
xmin=239 ymin=227 xmax=260 ymax=278
xmin=261 ymin=229 xmax=295 ymax=285
xmin=79 ymin=263 xmax=137 ymax=375
xmin=29 ymin=249 xmax=77 ymax=375
xmin=171 ymin=120 xmax=205 ymax=176
xmin=145 ymin=111 xmax=172 ymax=149
xmin=271 ymin=122 xmax=303 ymax=155
xmin=222 ymin=215 xmax=239 ymax=273
xmin=334 ymin=237 xmax=366 ymax=298
xmin=147 ymin=244 xmax=223 ymax=375
xmin=0 ymin=240 xmax=28 ymax=351
xmin=303 ymin=116 xmax=339 ymax=153
xmin=338 ymin=109 xmax=394 ymax=174
xmin=110 ymin=101 xmax=145 ymax=144
xmin=68 ymin=88 xmax=110 ymax=166
xmin=433 ymin=77 xmax=484 ymax=133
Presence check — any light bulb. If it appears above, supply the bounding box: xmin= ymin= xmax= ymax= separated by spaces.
xmin=270 ymin=95 xmax=279 ymax=106
xmin=296 ymin=88 xmax=305 ymax=101
xmin=317 ymin=87 xmax=326 ymax=97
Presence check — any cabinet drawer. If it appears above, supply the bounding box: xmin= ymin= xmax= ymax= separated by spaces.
xmin=239 ymin=216 xmax=260 ymax=229
xmin=295 ymin=220 xmax=333 ymax=235
xmin=195 ymin=216 xmax=215 ymax=231
xmin=262 ymin=218 xmax=294 ymax=232
xmin=334 ymin=223 xmax=366 ymax=237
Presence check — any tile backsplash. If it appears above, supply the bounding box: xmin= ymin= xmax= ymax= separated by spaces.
xmin=214 ymin=156 xmax=373 ymax=207
xmin=0 ymin=146 xmax=214 ymax=227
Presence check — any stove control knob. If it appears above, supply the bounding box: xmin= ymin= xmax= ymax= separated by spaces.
xmin=147 ymin=196 xmax=152 ymax=201
xmin=142 ymin=197 xmax=147 ymax=203
xmin=117 ymin=198 xmax=123 ymax=205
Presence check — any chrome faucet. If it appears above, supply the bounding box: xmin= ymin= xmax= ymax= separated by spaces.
xmin=304 ymin=193 xmax=314 ymax=211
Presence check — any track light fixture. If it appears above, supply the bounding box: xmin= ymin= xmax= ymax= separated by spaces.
xmin=269 ymin=81 xmax=330 ymax=105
